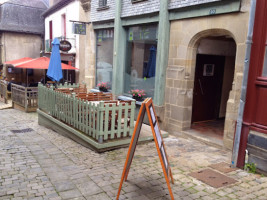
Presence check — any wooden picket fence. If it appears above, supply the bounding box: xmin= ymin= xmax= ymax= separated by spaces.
xmin=0 ymin=80 xmax=10 ymax=103
xmin=38 ymin=84 xmax=135 ymax=143
xmin=11 ymin=84 xmax=38 ymax=112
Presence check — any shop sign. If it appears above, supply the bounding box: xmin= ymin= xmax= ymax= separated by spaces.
xmin=128 ymin=26 xmax=157 ymax=41
xmin=73 ymin=23 xmax=86 ymax=35
xmin=60 ymin=40 xmax=72 ymax=52
xmin=97 ymin=29 xmax=114 ymax=42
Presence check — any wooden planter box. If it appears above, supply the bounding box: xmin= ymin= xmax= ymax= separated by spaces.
xmin=38 ymin=84 xmax=136 ymax=150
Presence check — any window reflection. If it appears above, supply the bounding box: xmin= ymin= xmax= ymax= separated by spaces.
xmin=124 ymin=25 xmax=158 ymax=98
xmin=96 ymin=29 xmax=114 ymax=89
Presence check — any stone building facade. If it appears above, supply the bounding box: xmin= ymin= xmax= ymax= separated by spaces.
xmin=81 ymin=0 xmax=251 ymax=150
xmin=43 ymin=0 xmax=89 ymax=84
xmin=0 ymin=0 xmax=48 ymax=81
xmin=166 ymin=1 xmax=250 ymax=149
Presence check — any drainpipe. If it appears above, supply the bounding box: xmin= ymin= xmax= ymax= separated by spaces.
xmin=41 ymin=33 xmax=45 ymax=57
xmin=231 ymin=0 xmax=256 ymax=168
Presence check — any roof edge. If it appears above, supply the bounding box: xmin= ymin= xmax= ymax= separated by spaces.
xmin=42 ymin=0 xmax=75 ymax=17
xmin=0 ymin=29 xmax=44 ymax=36
xmin=0 ymin=1 xmax=47 ymax=10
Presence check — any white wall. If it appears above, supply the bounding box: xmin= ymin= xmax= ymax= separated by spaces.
xmin=44 ymin=0 xmax=80 ymax=69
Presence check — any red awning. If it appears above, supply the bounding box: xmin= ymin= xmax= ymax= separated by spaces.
xmin=5 ymin=57 xmax=78 ymax=70
xmin=5 ymin=57 xmax=33 ymax=65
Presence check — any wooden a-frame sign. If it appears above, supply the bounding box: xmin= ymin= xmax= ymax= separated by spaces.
xmin=116 ymin=98 xmax=174 ymax=200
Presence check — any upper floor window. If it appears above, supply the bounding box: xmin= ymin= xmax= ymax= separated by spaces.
xmin=131 ymin=0 xmax=147 ymax=3
xmin=99 ymin=0 xmax=107 ymax=7
xmin=97 ymin=0 xmax=109 ymax=10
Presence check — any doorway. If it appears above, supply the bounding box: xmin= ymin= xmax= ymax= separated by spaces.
xmin=62 ymin=61 xmax=76 ymax=84
xmin=190 ymin=37 xmax=236 ymax=143
xmin=192 ymin=54 xmax=225 ymax=123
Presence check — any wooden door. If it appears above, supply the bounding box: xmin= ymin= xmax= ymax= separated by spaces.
xmin=192 ymin=54 xmax=225 ymax=123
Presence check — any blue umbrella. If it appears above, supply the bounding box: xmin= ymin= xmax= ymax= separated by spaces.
xmin=46 ymin=38 xmax=63 ymax=82
xmin=147 ymin=46 xmax=157 ymax=78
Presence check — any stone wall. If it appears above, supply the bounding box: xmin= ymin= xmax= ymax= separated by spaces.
xmin=80 ymin=0 xmax=91 ymax=12
xmin=2 ymin=32 xmax=42 ymax=62
xmin=83 ymin=12 xmax=96 ymax=89
xmin=165 ymin=0 xmax=250 ymax=150
xmin=76 ymin=1 xmax=88 ymax=84
xmin=1 ymin=32 xmax=43 ymax=80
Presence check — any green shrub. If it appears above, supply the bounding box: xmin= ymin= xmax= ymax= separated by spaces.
xmin=244 ymin=162 xmax=257 ymax=174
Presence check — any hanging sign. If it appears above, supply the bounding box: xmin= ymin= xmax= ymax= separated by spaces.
xmin=60 ymin=40 xmax=72 ymax=52
xmin=73 ymin=23 xmax=86 ymax=35
xmin=116 ymin=98 xmax=174 ymax=200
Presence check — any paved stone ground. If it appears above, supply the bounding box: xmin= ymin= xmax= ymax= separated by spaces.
xmin=0 ymin=100 xmax=12 ymax=110
xmin=0 ymin=108 xmax=267 ymax=200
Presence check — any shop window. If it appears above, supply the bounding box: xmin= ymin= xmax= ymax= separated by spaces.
xmin=124 ymin=25 xmax=158 ymax=98
xmin=96 ymin=29 xmax=114 ymax=89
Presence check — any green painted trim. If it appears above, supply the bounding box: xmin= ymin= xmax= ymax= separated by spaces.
xmin=121 ymin=14 xmax=159 ymax=26
xmin=169 ymin=0 xmax=241 ymax=21
xmin=154 ymin=0 xmax=170 ymax=106
xmin=92 ymin=21 xmax=114 ymax=29
xmin=38 ymin=109 xmax=168 ymax=152
xmin=38 ymin=109 xmax=101 ymax=148
xmin=112 ymin=0 xmax=127 ymax=95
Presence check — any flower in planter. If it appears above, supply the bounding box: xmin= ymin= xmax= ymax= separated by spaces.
xmin=129 ymin=89 xmax=146 ymax=100
xmin=97 ymin=82 xmax=109 ymax=92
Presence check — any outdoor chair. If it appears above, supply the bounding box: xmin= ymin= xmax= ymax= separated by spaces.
xmin=97 ymin=92 xmax=112 ymax=101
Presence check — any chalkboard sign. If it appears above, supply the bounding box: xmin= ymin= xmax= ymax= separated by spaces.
xmin=117 ymin=98 xmax=174 ymax=200
xmin=148 ymin=104 xmax=169 ymax=174
xmin=73 ymin=23 xmax=86 ymax=35
xmin=124 ymin=99 xmax=146 ymax=180
xmin=145 ymin=99 xmax=171 ymax=178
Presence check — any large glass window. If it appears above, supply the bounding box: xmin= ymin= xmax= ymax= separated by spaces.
xmin=124 ymin=25 xmax=158 ymax=98
xmin=96 ymin=29 xmax=114 ymax=89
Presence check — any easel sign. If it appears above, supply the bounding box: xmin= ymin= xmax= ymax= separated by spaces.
xmin=117 ymin=98 xmax=174 ymax=200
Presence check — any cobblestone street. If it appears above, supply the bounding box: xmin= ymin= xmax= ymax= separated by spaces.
xmin=0 ymin=107 xmax=267 ymax=200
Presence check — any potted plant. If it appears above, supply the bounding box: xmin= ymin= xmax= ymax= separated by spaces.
xmin=129 ymin=89 xmax=146 ymax=101
xmin=97 ymin=82 xmax=109 ymax=92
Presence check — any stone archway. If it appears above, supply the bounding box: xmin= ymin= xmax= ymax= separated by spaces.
xmin=185 ymin=29 xmax=236 ymax=121
xmin=165 ymin=14 xmax=248 ymax=150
